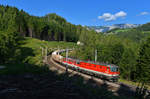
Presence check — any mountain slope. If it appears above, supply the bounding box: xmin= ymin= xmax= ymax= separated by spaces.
xmin=0 ymin=5 xmax=86 ymax=42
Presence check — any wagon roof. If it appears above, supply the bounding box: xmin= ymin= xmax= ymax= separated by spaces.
xmin=67 ymin=57 xmax=118 ymax=67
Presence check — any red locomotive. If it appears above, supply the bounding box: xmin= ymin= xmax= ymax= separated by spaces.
xmin=52 ymin=50 xmax=120 ymax=82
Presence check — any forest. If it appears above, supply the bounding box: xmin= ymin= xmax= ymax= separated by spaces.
xmin=74 ymin=25 xmax=150 ymax=87
xmin=0 ymin=5 xmax=150 ymax=90
xmin=0 ymin=5 xmax=84 ymax=42
xmin=0 ymin=5 xmax=86 ymax=63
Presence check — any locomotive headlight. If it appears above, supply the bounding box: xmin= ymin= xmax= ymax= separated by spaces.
xmin=113 ymin=74 xmax=118 ymax=76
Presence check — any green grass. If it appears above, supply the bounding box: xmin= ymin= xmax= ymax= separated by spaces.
xmin=18 ymin=37 xmax=76 ymax=65
xmin=142 ymin=31 xmax=150 ymax=34
xmin=108 ymin=29 xmax=131 ymax=34
xmin=119 ymin=78 xmax=150 ymax=90
xmin=0 ymin=37 xmax=76 ymax=74
xmin=114 ymin=29 xmax=131 ymax=33
xmin=119 ymin=78 xmax=138 ymax=86
xmin=21 ymin=37 xmax=76 ymax=49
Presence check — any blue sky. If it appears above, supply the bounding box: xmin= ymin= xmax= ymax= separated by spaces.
xmin=0 ymin=0 xmax=150 ymax=26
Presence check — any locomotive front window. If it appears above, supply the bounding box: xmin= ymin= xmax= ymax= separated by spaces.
xmin=110 ymin=67 xmax=118 ymax=72
xmin=116 ymin=68 xmax=118 ymax=72
xmin=77 ymin=61 xmax=80 ymax=64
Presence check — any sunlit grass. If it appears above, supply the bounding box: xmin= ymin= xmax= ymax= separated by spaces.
xmin=119 ymin=78 xmax=150 ymax=89
xmin=19 ymin=37 xmax=76 ymax=65
xmin=0 ymin=37 xmax=76 ymax=74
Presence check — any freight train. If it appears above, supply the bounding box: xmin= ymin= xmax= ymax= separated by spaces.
xmin=52 ymin=49 xmax=120 ymax=82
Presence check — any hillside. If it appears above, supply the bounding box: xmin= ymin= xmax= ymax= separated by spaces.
xmin=0 ymin=37 xmax=131 ymax=99
xmin=0 ymin=5 xmax=87 ymax=42
xmin=0 ymin=5 xmax=150 ymax=99
xmin=19 ymin=37 xmax=76 ymax=65
xmin=104 ymin=23 xmax=150 ymax=43
xmin=0 ymin=36 xmax=76 ymax=71
xmin=0 ymin=37 xmax=76 ymax=74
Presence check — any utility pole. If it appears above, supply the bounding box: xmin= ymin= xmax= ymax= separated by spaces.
xmin=66 ymin=48 xmax=68 ymax=73
xmin=45 ymin=47 xmax=47 ymax=63
xmin=40 ymin=47 xmax=44 ymax=57
xmin=40 ymin=47 xmax=44 ymax=63
xmin=42 ymin=47 xmax=44 ymax=57
xmin=57 ymin=46 xmax=60 ymax=55
xmin=95 ymin=49 xmax=97 ymax=62
xmin=66 ymin=49 xmax=68 ymax=60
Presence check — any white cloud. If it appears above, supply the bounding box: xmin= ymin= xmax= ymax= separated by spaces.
xmin=139 ymin=12 xmax=149 ymax=15
xmin=98 ymin=11 xmax=127 ymax=21
xmin=98 ymin=13 xmax=116 ymax=21
xmin=115 ymin=11 xmax=127 ymax=17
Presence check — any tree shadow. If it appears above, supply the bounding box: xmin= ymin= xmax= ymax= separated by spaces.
xmin=116 ymin=83 xmax=136 ymax=99
xmin=16 ymin=47 xmax=35 ymax=63
xmin=13 ymin=37 xmax=35 ymax=63
xmin=0 ymin=58 xmax=138 ymax=99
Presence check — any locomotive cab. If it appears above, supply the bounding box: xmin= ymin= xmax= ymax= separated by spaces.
xmin=107 ymin=65 xmax=119 ymax=82
xmin=110 ymin=66 xmax=119 ymax=72
xmin=107 ymin=65 xmax=118 ymax=72
xmin=107 ymin=65 xmax=120 ymax=75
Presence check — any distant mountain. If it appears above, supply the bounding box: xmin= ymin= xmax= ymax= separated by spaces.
xmin=87 ymin=24 xmax=141 ymax=32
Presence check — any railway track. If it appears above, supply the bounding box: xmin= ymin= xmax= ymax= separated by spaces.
xmin=47 ymin=55 xmax=137 ymax=97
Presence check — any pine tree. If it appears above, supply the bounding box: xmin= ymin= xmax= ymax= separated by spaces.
xmin=119 ymin=48 xmax=136 ymax=80
xmin=110 ymin=43 xmax=124 ymax=65
xmin=136 ymin=37 xmax=150 ymax=83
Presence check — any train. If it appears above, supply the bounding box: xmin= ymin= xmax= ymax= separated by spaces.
xmin=52 ymin=49 xmax=120 ymax=82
